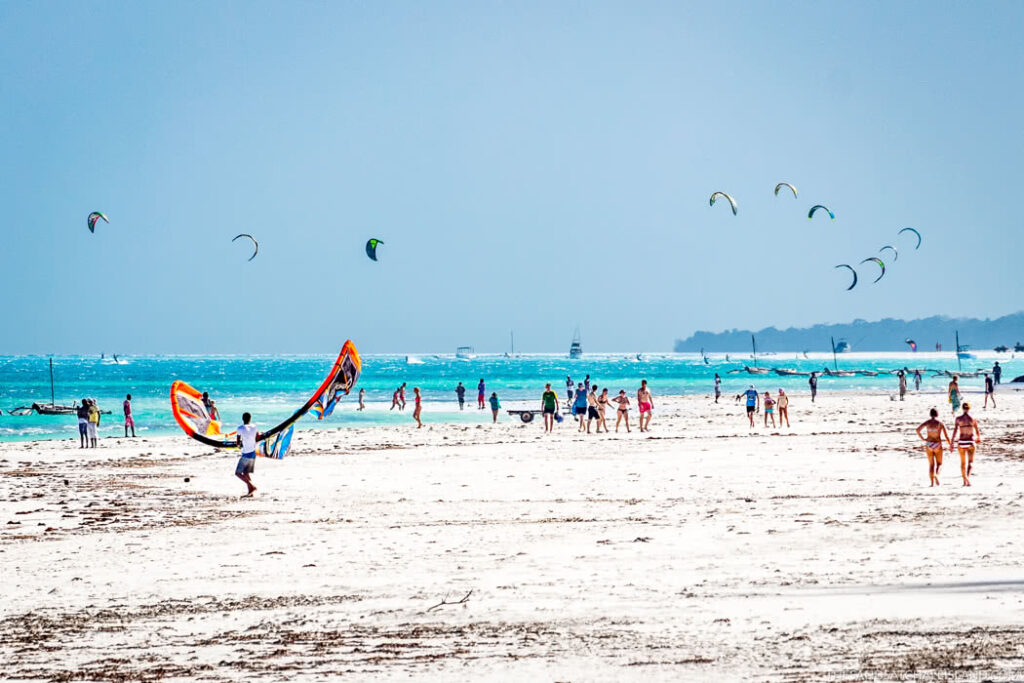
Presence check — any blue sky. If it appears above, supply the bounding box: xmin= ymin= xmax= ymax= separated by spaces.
xmin=1 ymin=1 xmax=1022 ymax=353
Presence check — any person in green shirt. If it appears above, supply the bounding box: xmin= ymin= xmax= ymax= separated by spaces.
xmin=488 ymin=392 xmax=501 ymax=423
xmin=541 ymin=383 xmax=559 ymax=433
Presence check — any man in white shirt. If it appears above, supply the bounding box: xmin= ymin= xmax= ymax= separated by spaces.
xmin=234 ymin=412 xmax=261 ymax=497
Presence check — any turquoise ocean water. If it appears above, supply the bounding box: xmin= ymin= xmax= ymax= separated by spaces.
xmin=0 ymin=352 xmax=1015 ymax=442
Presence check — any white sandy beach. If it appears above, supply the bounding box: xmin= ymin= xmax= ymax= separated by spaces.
xmin=3 ymin=388 xmax=1024 ymax=681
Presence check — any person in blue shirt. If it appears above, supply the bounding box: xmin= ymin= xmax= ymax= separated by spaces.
xmin=488 ymin=392 xmax=501 ymax=423
xmin=573 ymin=382 xmax=588 ymax=431
xmin=738 ymin=385 xmax=760 ymax=427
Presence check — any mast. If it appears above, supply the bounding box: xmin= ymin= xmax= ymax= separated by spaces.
xmin=830 ymin=336 xmax=838 ymax=371
xmin=49 ymin=357 xmax=55 ymax=406
xmin=510 ymin=330 xmax=514 ymax=355
xmin=751 ymin=334 xmax=757 ymax=366
xmin=956 ymin=330 xmax=962 ymax=371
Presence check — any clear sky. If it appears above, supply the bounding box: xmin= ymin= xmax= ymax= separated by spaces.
xmin=2 ymin=1 xmax=1022 ymax=354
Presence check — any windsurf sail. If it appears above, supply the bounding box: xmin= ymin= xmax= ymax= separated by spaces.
xmin=170 ymin=340 xmax=362 ymax=452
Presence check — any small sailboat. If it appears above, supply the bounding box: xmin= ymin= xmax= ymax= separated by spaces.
xmin=8 ymin=358 xmax=109 ymax=416
xmin=455 ymin=346 xmax=475 ymax=360
xmin=569 ymin=328 xmax=582 ymax=359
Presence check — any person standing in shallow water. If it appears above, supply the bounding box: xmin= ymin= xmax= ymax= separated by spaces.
xmin=455 ymin=382 xmax=466 ymax=410
xmin=412 ymin=387 xmax=423 ymax=428
xmin=916 ymin=408 xmax=951 ymax=487
xmin=488 ymin=392 xmax=500 ymax=423
xmin=357 ymin=388 xmax=365 ymax=411
xmin=898 ymin=370 xmax=907 ymax=401
xmin=950 ymin=402 xmax=981 ymax=486
xmin=234 ymin=412 xmax=260 ymax=497
xmin=477 ymin=379 xmax=486 ymax=410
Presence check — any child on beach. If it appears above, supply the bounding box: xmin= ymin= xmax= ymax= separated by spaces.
xmin=488 ymin=392 xmax=500 ymax=423
xmin=413 ymin=387 xmax=423 ymax=428
xmin=234 ymin=412 xmax=259 ymax=497
xmin=763 ymin=391 xmax=775 ymax=428
xmin=613 ymin=390 xmax=631 ymax=433
xmin=916 ymin=408 xmax=951 ymax=487
xmin=950 ymin=402 xmax=981 ymax=486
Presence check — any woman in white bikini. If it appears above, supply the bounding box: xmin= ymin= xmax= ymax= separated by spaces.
xmin=776 ymin=389 xmax=790 ymax=428
xmin=950 ymin=402 xmax=981 ymax=486
xmin=916 ymin=408 xmax=951 ymax=487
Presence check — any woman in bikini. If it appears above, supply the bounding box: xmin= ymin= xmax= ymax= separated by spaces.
xmin=947 ymin=376 xmax=961 ymax=417
xmin=776 ymin=389 xmax=790 ymax=428
xmin=597 ymin=388 xmax=611 ymax=433
xmin=613 ymin=390 xmax=631 ymax=433
xmin=916 ymin=408 xmax=951 ymax=487
xmin=950 ymin=402 xmax=981 ymax=486
xmin=412 ymin=387 xmax=423 ymax=428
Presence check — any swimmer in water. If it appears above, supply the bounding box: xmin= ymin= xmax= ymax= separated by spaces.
xmin=916 ymin=408 xmax=951 ymax=487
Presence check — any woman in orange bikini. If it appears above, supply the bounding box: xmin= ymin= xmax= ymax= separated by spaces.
xmin=916 ymin=408 xmax=951 ymax=487
xmin=950 ymin=402 xmax=981 ymax=486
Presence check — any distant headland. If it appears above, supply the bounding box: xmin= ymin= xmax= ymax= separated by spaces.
xmin=674 ymin=313 xmax=1024 ymax=353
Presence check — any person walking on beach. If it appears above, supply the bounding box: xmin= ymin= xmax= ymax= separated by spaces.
xmin=612 ymin=390 xmax=631 ymax=433
xmin=898 ymin=370 xmax=907 ymax=401
xmin=412 ymin=387 xmax=423 ymax=428
xmin=235 ymin=412 xmax=259 ymax=497
xmin=399 ymin=383 xmax=407 ymax=410
xmin=714 ymin=373 xmax=722 ymax=403
xmin=914 ymin=369 xmax=922 ymax=391
xmin=916 ymin=408 xmax=951 ymax=487
xmin=488 ymin=392 xmax=500 ymax=423
xmin=541 ymin=383 xmax=558 ymax=433
xmin=950 ymin=402 xmax=981 ymax=486
xmin=390 ymin=385 xmax=401 ymax=411
xmin=637 ymin=380 xmax=653 ymax=432
xmin=123 ymin=394 xmax=135 ymax=438
xmin=87 ymin=399 xmax=100 ymax=447
xmin=777 ymin=389 xmax=790 ymax=428
xmin=597 ymin=388 xmax=611 ymax=433
xmin=77 ymin=399 xmax=90 ymax=448
xmin=574 ymin=383 xmax=589 ymax=432
xmin=565 ymin=376 xmax=574 ymax=406
xmin=584 ymin=374 xmax=591 ymax=394
xmin=948 ymin=376 xmax=961 ymax=417
xmin=763 ymin=391 xmax=776 ymax=428
xmin=984 ymin=373 xmax=996 ymax=409
xmin=455 ymin=382 xmax=466 ymax=410
xmin=358 ymin=387 xmax=365 ymax=411
xmin=586 ymin=385 xmax=600 ymax=434
xmin=740 ymin=385 xmax=759 ymax=427
xmin=808 ymin=372 xmax=818 ymax=402
xmin=477 ymin=379 xmax=486 ymax=410
xmin=993 ymin=361 xmax=1002 ymax=385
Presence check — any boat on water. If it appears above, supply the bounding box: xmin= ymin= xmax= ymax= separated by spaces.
xmin=8 ymin=358 xmax=110 ymax=416
xmin=569 ymin=328 xmax=582 ymax=359
xmin=455 ymin=346 xmax=476 ymax=360
xmin=773 ymin=368 xmax=810 ymax=376
xmin=744 ymin=366 xmax=772 ymax=375
xmin=823 ymin=368 xmax=856 ymax=377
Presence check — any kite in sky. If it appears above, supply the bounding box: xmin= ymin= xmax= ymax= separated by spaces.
xmin=365 ymin=238 xmax=383 ymax=261
xmin=87 ymin=212 xmax=109 ymax=233
xmin=774 ymin=182 xmax=798 ymax=198
xmin=232 ymin=234 xmax=259 ymax=261
xmin=709 ymin=191 xmax=738 ymax=215
xmin=808 ymin=205 xmax=835 ymax=220
xmin=899 ymin=227 xmax=922 ymax=249
xmin=860 ymin=257 xmax=886 ymax=283
xmin=835 ymin=264 xmax=858 ymax=291
xmin=879 ymin=245 xmax=898 ymax=262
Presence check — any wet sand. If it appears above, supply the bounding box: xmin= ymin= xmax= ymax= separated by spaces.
xmin=3 ymin=389 xmax=1024 ymax=681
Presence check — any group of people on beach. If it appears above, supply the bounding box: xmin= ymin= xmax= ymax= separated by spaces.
xmin=540 ymin=376 xmax=654 ymax=435
xmin=735 ymin=386 xmax=791 ymax=428
xmin=76 ymin=398 xmax=101 ymax=448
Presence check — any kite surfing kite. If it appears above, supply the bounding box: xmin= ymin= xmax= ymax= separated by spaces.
xmin=860 ymin=257 xmax=886 ymax=283
xmin=879 ymin=245 xmax=898 ymax=262
xmin=774 ymin=182 xmax=798 ymax=198
xmin=87 ymin=212 xmax=109 ymax=233
xmin=170 ymin=340 xmax=361 ymax=458
xmin=232 ymin=234 xmax=259 ymax=261
xmin=808 ymin=205 xmax=835 ymax=221
xmin=905 ymin=338 xmax=917 ymax=352
xmin=709 ymin=191 xmax=738 ymax=215
xmin=835 ymin=264 xmax=858 ymax=291
xmin=899 ymin=227 xmax=922 ymax=249
xmin=365 ymin=238 xmax=383 ymax=261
